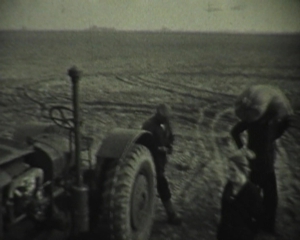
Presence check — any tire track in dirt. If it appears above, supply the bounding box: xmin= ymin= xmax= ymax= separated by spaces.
xmin=175 ymin=102 xmax=219 ymax=203
xmin=14 ymin=84 xmax=200 ymax=127
xmin=280 ymin=131 xmax=300 ymax=199
xmin=2 ymin=71 xmax=235 ymax=118
xmin=181 ymin=105 xmax=234 ymax=240
xmin=1 ymin=90 xmax=200 ymax=147
xmin=2 ymin=72 xmax=236 ymax=133
xmin=278 ymin=131 xmax=300 ymax=219
xmin=210 ymin=108 xmax=235 ymax=180
xmin=275 ymin=139 xmax=300 ymax=239
xmin=2 ymin=74 xmax=234 ymax=163
xmin=5 ymin=76 xmax=203 ymax=124
xmin=185 ymin=107 xmax=234 ymax=208
xmin=116 ymin=74 xmax=204 ymax=102
xmin=0 ymin=78 xmax=70 ymax=117
xmin=149 ymin=75 xmax=235 ymax=100
xmin=115 ymin=74 xmax=235 ymax=104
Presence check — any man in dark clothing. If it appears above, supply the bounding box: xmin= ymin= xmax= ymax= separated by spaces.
xmin=231 ymin=112 xmax=290 ymax=233
xmin=217 ymin=150 xmax=264 ymax=240
xmin=142 ymin=103 xmax=181 ymax=225
xmin=217 ymin=181 xmax=264 ymax=240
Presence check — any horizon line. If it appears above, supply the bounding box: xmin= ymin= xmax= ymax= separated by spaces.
xmin=0 ymin=28 xmax=300 ymax=35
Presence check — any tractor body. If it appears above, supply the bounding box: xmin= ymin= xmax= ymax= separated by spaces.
xmin=0 ymin=67 xmax=158 ymax=240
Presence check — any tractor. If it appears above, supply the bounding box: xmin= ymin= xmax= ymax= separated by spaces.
xmin=0 ymin=67 xmax=158 ymax=240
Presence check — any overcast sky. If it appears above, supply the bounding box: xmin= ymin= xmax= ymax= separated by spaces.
xmin=0 ymin=0 xmax=300 ymax=33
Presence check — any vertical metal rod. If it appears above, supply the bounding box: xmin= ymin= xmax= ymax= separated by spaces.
xmin=68 ymin=66 xmax=83 ymax=187
xmin=68 ymin=66 xmax=90 ymax=234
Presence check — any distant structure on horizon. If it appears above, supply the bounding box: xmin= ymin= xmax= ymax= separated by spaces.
xmin=159 ymin=27 xmax=172 ymax=32
xmin=85 ymin=25 xmax=175 ymax=33
xmin=86 ymin=25 xmax=117 ymax=32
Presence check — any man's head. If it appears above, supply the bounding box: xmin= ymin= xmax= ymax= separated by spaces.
xmin=235 ymin=84 xmax=293 ymax=123
xmin=155 ymin=103 xmax=172 ymax=123
xmin=235 ymin=85 xmax=270 ymax=122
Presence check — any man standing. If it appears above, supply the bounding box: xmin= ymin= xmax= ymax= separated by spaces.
xmin=231 ymin=85 xmax=293 ymax=234
xmin=142 ymin=103 xmax=181 ymax=225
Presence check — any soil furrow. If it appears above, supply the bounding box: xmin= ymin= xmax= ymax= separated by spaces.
xmin=148 ymin=75 xmax=236 ymax=100
xmin=275 ymin=141 xmax=300 ymax=239
xmin=176 ymin=103 xmax=217 ymax=204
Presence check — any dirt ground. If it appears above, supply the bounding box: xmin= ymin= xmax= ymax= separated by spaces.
xmin=1 ymin=71 xmax=300 ymax=240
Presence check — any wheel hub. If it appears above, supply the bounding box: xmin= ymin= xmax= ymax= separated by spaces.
xmin=131 ymin=173 xmax=149 ymax=230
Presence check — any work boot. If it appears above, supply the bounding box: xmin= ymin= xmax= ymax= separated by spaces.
xmin=162 ymin=200 xmax=182 ymax=225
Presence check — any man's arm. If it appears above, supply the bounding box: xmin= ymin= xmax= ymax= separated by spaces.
xmin=166 ymin=131 xmax=175 ymax=153
xmin=230 ymin=121 xmax=248 ymax=149
xmin=273 ymin=116 xmax=290 ymax=139
xmin=159 ymin=121 xmax=175 ymax=154
xmin=165 ymin=120 xmax=175 ymax=145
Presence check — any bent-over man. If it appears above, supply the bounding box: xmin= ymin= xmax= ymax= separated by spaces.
xmin=231 ymin=85 xmax=293 ymax=234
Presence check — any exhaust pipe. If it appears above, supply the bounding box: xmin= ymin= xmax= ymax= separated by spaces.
xmin=68 ymin=66 xmax=89 ymax=235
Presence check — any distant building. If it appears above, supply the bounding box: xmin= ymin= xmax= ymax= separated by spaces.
xmin=160 ymin=27 xmax=172 ymax=32
xmin=86 ymin=25 xmax=117 ymax=32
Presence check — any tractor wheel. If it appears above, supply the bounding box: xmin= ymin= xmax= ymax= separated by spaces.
xmin=101 ymin=144 xmax=156 ymax=240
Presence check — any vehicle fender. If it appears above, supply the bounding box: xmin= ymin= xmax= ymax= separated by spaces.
xmin=28 ymin=134 xmax=72 ymax=180
xmin=12 ymin=122 xmax=68 ymax=143
xmin=96 ymin=128 xmax=157 ymax=161
xmin=89 ymin=128 xmax=157 ymax=200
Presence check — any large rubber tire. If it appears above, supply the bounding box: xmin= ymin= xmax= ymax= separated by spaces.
xmin=101 ymin=144 xmax=156 ymax=240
